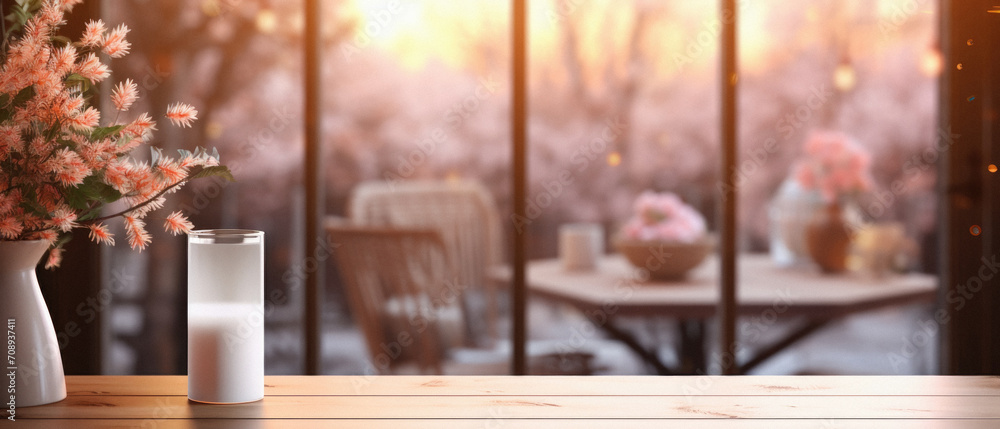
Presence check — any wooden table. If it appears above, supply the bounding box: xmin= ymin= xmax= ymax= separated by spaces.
xmin=493 ymin=254 xmax=937 ymax=374
xmin=13 ymin=375 xmax=1000 ymax=427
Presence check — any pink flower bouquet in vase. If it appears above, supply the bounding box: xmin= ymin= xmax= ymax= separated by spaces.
xmin=613 ymin=191 xmax=713 ymax=280
xmin=774 ymin=131 xmax=872 ymax=272
xmin=0 ymin=1 xmax=232 ymax=406
xmin=793 ymin=131 xmax=872 ymax=204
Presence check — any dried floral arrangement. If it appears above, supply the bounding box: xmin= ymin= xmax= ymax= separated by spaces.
xmin=0 ymin=0 xmax=232 ymax=268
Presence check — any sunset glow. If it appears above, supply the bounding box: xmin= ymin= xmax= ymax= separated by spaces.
xmin=350 ymin=0 xmax=507 ymax=70
xmin=346 ymin=1 xmax=933 ymax=80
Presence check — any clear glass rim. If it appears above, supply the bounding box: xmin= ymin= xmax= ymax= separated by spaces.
xmin=189 ymin=229 xmax=263 ymax=244
xmin=189 ymin=229 xmax=263 ymax=238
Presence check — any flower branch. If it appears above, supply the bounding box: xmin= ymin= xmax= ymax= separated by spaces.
xmin=87 ymin=166 xmax=234 ymax=225
xmin=0 ymin=0 xmax=233 ymax=268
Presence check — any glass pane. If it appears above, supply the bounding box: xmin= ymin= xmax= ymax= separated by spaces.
xmin=102 ymin=1 xmax=306 ymax=374
xmin=323 ymin=0 xmax=512 ymax=374
xmin=528 ymin=0 xmax=719 ymax=374
xmin=739 ymin=0 xmax=939 ymax=375
xmin=87 ymin=0 xmax=942 ymax=377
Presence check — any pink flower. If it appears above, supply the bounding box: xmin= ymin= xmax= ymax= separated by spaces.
xmin=44 ymin=247 xmax=63 ymax=270
xmin=78 ymin=137 xmax=114 ymax=168
xmin=103 ymin=159 xmax=133 ymax=193
xmin=0 ymin=1 xmax=228 ymax=269
xmin=36 ymin=185 xmax=63 ymax=213
xmin=163 ymin=211 xmax=194 ymax=235
xmin=56 ymin=0 xmax=84 ymax=11
xmin=132 ymin=197 xmax=165 ymax=217
xmin=69 ymin=106 xmax=101 ymax=131
xmin=45 ymin=147 xmax=91 ymax=186
xmin=0 ymin=126 xmax=19 ymax=153
xmin=621 ymin=191 xmax=707 ymax=242
xmin=51 ymin=45 xmax=77 ymax=75
xmin=123 ymin=216 xmax=151 ymax=250
xmin=165 ymin=102 xmax=198 ymax=128
xmin=79 ymin=19 xmax=105 ymax=48
xmin=101 ymin=23 xmax=130 ymax=58
xmin=129 ymin=167 xmax=160 ymax=199
xmin=792 ymin=131 xmax=873 ymax=203
xmin=35 ymin=229 xmax=58 ymax=244
xmin=32 ymin=3 xmax=65 ymax=34
xmin=75 ymin=52 xmax=109 ymax=83
xmin=123 ymin=113 xmax=157 ymax=142
xmin=111 ymin=79 xmax=138 ymax=111
xmin=87 ymin=223 xmax=115 ymax=245
xmin=0 ymin=191 xmax=19 ymax=216
xmin=48 ymin=208 xmax=77 ymax=232
xmin=156 ymin=158 xmax=188 ymax=184
xmin=63 ymin=94 xmax=85 ymax=114
xmin=0 ymin=216 xmax=24 ymax=239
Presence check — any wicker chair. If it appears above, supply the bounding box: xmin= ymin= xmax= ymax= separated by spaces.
xmin=327 ymin=225 xmax=598 ymax=375
xmin=326 ymin=226 xmax=467 ymax=374
xmin=349 ymin=180 xmax=502 ymax=346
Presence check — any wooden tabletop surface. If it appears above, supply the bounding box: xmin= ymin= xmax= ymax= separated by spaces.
xmin=493 ymin=254 xmax=937 ymax=318
xmin=11 ymin=375 xmax=1000 ymax=427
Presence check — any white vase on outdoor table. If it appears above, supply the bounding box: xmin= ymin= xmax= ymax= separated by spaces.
xmin=768 ymin=179 xmax=825 ymax=267
xmin=0 ymin=240 xmax=67 ymax=407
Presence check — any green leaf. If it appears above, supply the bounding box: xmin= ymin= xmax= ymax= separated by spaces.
xmin=2 ymin=0 xmax=42 ymax=49
xmin=81 ymin=176 xmax=122 ymax=203
xmin=50 ymin=35 xmax=71 ymax=47
xmin=189 ymin=165 xmax=236 ymax=182
xmin=18 ymin=198 xmax=48 ymax=217
xmin=93 ymin=185 xmax=122 ymax=204
xmin=9 ymin=86 xmax=34 ymax=108
xmin=66 ymin=176 xmax=123 ymax=210
xmin=54 ymin=233 xmax=71 ymax=247
xmin=77 ymin=205 xmax=106 ymax=221
xmin=1 ymin=86 xmax=36 ymax=122
xmin=64 ymin=187 xmax=89 ymax=210
xmin=64 ymin=73 xmax=91 ymax=93
xmin=150 ymin=147 xmax=164 ymax=166
xmin=90 ymin=125 xmax=125 ymax=141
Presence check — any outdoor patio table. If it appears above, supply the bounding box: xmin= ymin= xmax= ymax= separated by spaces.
xmin=492 ymin=254 xmax=937 ymax=374
xmin=12 ymin=375 xmax=1000 ymax=427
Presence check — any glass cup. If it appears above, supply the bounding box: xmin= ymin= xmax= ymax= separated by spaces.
xmin=187 ymin=229 xmax=264 ymax=404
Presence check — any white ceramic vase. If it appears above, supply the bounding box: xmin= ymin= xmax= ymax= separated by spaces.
xmin=0 ymin=240 xmax=67 ymax=407
xmin=768 ymin=179 xmax=825 ymax=267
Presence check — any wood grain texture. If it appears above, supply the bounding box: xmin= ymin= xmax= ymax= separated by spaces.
xmin=63 ymin=375 xmax=1000 ymax=396
xmin=19 ymin=394 xmax=1000 ymax=419
xmin=11 ymin=419 xmax=1000 ymax=429
xmin=11 ymin=418 xmax=998 ymax=429
xmin=11 ymin=376 xmax=999 ymax=426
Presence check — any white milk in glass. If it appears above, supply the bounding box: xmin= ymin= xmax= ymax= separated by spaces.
xmin=188 ymin=230 xmax=264 ymax=404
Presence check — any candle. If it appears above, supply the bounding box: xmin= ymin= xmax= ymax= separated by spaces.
xmin=188 ymin=230 xmax=264 ymax=404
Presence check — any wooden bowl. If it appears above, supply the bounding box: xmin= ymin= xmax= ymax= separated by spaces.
xmin=613 ymin=235 xmax=714 ymax=281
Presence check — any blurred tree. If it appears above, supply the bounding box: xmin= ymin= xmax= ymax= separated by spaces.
xmin=106 ymin=0 xmax=355 ymax=374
